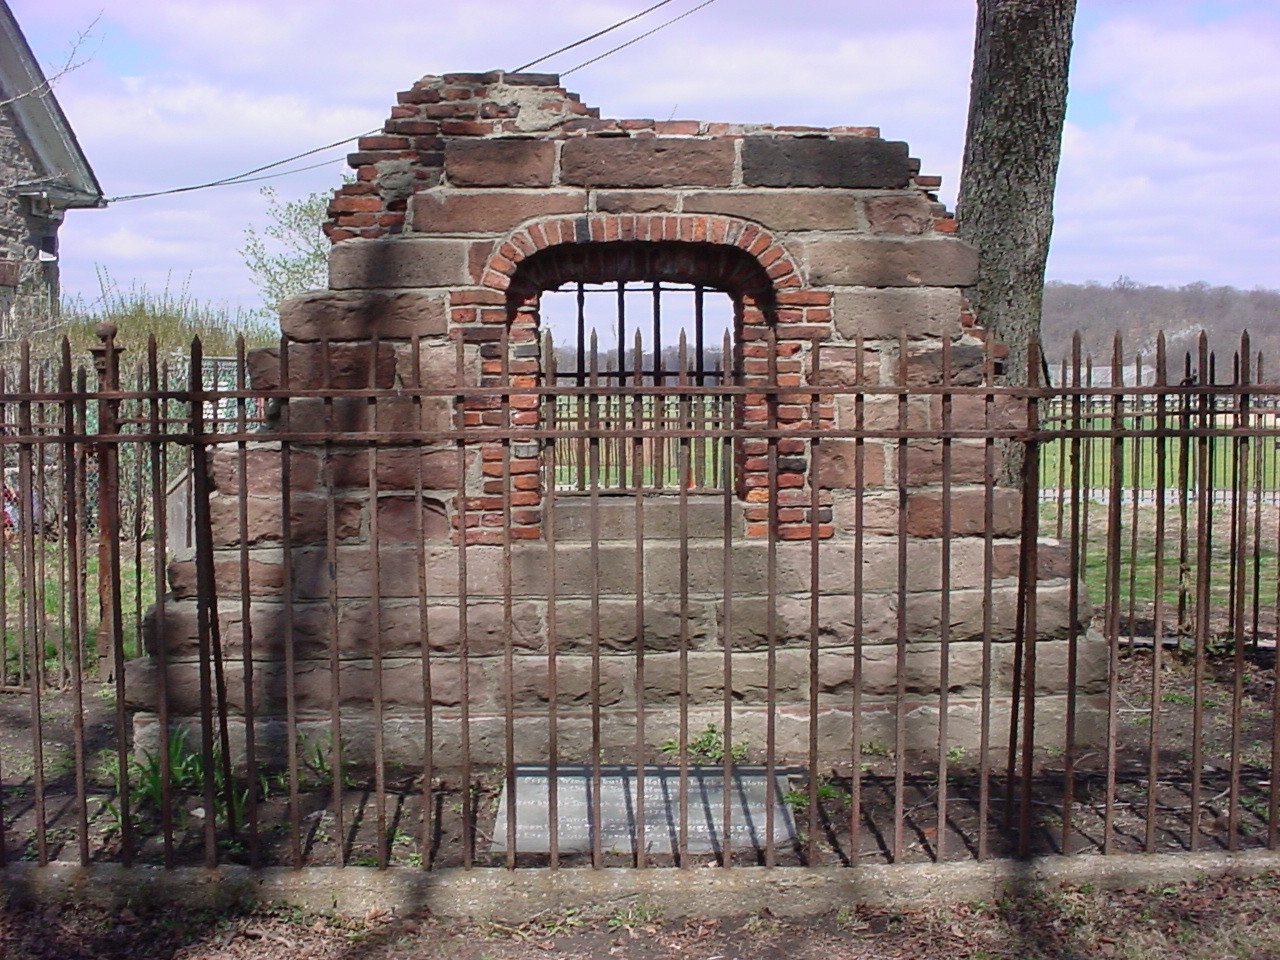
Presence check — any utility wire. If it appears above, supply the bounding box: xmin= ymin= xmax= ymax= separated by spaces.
xmin=107 ymin=127 xmax=380 ymax=203
xmin=200 ymin=156 xmax=348 ymax=188
xmin=510 ymin=0 xmax=679 ymax=73
xmin=561 ymin=0 xmax=721 ymax=76
xmin=107 ymin=0 xmax=721 ymax=205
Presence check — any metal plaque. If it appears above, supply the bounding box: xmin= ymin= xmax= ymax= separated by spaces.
xmin=491 ymin=764 xmax=797 ymax=855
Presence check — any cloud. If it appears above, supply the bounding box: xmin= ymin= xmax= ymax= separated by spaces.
xmin=12 ymin=0 xmax=1280 ymax=310
xmin=1048 ymin=7 xmax=1280 ymax=287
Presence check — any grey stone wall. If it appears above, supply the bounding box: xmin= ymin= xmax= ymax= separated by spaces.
xmin=0 ymin=103 xmax=60 ymax=332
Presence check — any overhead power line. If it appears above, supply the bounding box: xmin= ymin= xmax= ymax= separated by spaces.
xmin=561 ymin=0 xmax=722 ymax=76
xmin=510 ymin=0 xmax=679 ymax=73
xmin=107 ymin=128 xmax=380 ymax=203
xmin=107 ymin=0 xmax=723 ymax=205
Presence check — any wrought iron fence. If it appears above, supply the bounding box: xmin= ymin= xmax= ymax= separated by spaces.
xmin=0 ymin=330 xmax=1275 ymax=872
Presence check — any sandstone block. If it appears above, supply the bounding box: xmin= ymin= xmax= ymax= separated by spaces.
xmin=865 ymin=194 xmax=935 ymax=234
xmin=444 ymin=139 xmax=556 ymax=187
xmin=333 ymin=599 xmax=545 ymax=658
xmin=831 ymin=492 xmax=899 ymax=535
xmin=551 ymin=497 xmax=739 ymax=540
xmin=814 ymin=439 xmax=889 ymax=488
xmin=561 ymin=139 xmax=735 ymax=188
xmin=247 ymin=341 xmax=397 ymax=391
xmin=682 ymin=190 xmax=863 ymax=231
xmin=374 ymin=495 xmax=450 ymax=541
xmin=279 ymin=291 xmax=447 ymax=341
xmin=167 ymin=556 xmax=286 ymax=599
xmin=937 ymin=394 xmax=1024 ymax=430
xmin=901 ymin=441 xmax=999 ymax=484
xmin=170 ymin=544 xmax=464 ymax=601
xmin=852 ymin=539 xmax=998 ymax=593
xmin=593 ymin=191 xmax=677 ymax=213
xmin=329 ymin=239 xmax=472 ymax=289
xmin=905 ymin=487 xmax=1023 ymax=538
xmin=329 ymin=448 xmax=467 ymax=490
xmin=817 ymin=642 xmax=989 ymax=701
xmin=806 ymin=238 xmax=978 ymax=287
xmin=281 ymin=396 xmax=453 ymax=435
xmin=210 ymin=446 xmax=320 ymax=496
xmin=813 ymin=345 xmax=882 ymax=386
xmin=143 ymin=597 xmax=547 ymax=663
xmin=411 ymin=189 xmax=586 ymax=233
xmin=508 ymin=656 xmax=627 ymax=708
xmin=207 ymin=494 xmax=363 ymax=547
xmin=834 ymin=395 xmax=931 ymax=431
xmin=396 ymin=342 xmax=479 ymax=389
xmin=640 ymin=650 xmax=807 ymax=707
xmin=991 ymin=540 xmax=1074 ymax=581
xmin=718 ymin=593 xmax=897 ymax=650
xmin=741 ymin=138 xmax=911 ymax=189
xmin=901 ymin=586 xmax=1020 ymax=644
xmin=904 ymin=343 xmax=989 ymax=385
xmin=833 ymin=288 xmax=964 ymax=340
xmin=552 ymin=598 xmax=712 ymax=653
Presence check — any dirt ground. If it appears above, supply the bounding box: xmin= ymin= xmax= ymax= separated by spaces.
xmin=4 ymin=871 xmax=1280 ymax=960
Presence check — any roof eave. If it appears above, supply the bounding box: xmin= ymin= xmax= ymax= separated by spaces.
xmin=0 ymin=1 xmax=104 ymax=208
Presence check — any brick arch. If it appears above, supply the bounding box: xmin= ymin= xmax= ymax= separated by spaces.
xmin=478 ymin=213 xmax=805 ymax=300
xmin=464 ymin=211 xmax=836 ymax=544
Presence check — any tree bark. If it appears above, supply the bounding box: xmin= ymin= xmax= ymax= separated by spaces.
xmin=957 ymin=0 xmax=1076 ymax=387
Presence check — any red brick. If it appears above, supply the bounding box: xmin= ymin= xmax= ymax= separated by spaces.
xmin=440 ymin=120 xmax=493 ymax=136
xmin=329 ymin=196 xmax=382 ymax=214
xmin=776 ymin=525 xmax=834 ymax=541
xmin=386 ymin=119 xmax=439 ymax=134
xmin=358 ymin=136 xmax=410 ymax=150
xmin=776 ymin=290 xmax=833 ymax=306
xmin=654 ymin=121 xmax=701 ymax=135
xmin=398 ymin=87 xmax=443 ymax=105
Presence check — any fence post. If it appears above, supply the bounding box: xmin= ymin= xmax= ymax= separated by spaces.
xmin=1015 ymin=340 xmax=1043 ymax=858
xmin=187 ymin=338 xmax=236 ymax=866
xmin=89 ymin=324 xmax=124 ymax=677
xmin=89 ymin=321 xmax=132 ymax=863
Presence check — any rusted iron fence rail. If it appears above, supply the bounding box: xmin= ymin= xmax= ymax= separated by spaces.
xmin=0 ymin=331 xmax=1276 ymax=871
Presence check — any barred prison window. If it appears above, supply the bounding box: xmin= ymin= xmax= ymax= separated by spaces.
xmin=538 ymin=280 xmax=737 ymax=494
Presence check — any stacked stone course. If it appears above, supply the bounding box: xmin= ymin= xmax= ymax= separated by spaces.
xmin=130 ymin=71 xmax=1102 ymax=771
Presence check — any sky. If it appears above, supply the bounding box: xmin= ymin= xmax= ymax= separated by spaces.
xmin=10 ymin=0 xmax=1280 ymax=315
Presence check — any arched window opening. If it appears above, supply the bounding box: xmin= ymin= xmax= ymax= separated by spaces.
xmin=538 ymin=281 xmax=738 ymax=494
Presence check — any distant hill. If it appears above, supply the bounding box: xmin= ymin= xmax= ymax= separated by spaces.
xmin=1041 ymin=279 xmax=1280 ymax=377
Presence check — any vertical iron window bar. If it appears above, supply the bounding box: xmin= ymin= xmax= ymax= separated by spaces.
xmin=543 ymin=281 xmax=733 ymax=494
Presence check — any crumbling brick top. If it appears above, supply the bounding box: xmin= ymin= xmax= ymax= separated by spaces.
xmin=327 ymin=71 xmax=953 ymax=244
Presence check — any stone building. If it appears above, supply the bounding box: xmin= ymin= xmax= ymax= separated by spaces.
xmin=137 ymin=71 xmax=1100 ymax=774
xmin=0 ymin=0 xmax=103 ymax=332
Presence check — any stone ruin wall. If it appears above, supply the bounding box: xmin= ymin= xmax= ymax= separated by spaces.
xmin=131 ymin=71 xmax=1104 ymax=771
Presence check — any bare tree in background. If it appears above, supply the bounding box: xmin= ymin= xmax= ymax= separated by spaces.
xmin=957 ymin=0 xmax=1076 ymax=387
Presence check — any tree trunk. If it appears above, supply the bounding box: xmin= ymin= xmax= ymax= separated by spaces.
xmin=957 ymin=0 xmax=1076 ymax=388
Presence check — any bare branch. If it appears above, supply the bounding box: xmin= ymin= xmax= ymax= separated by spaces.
xmin=0 ymin=14 xmax=101 ymax=111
